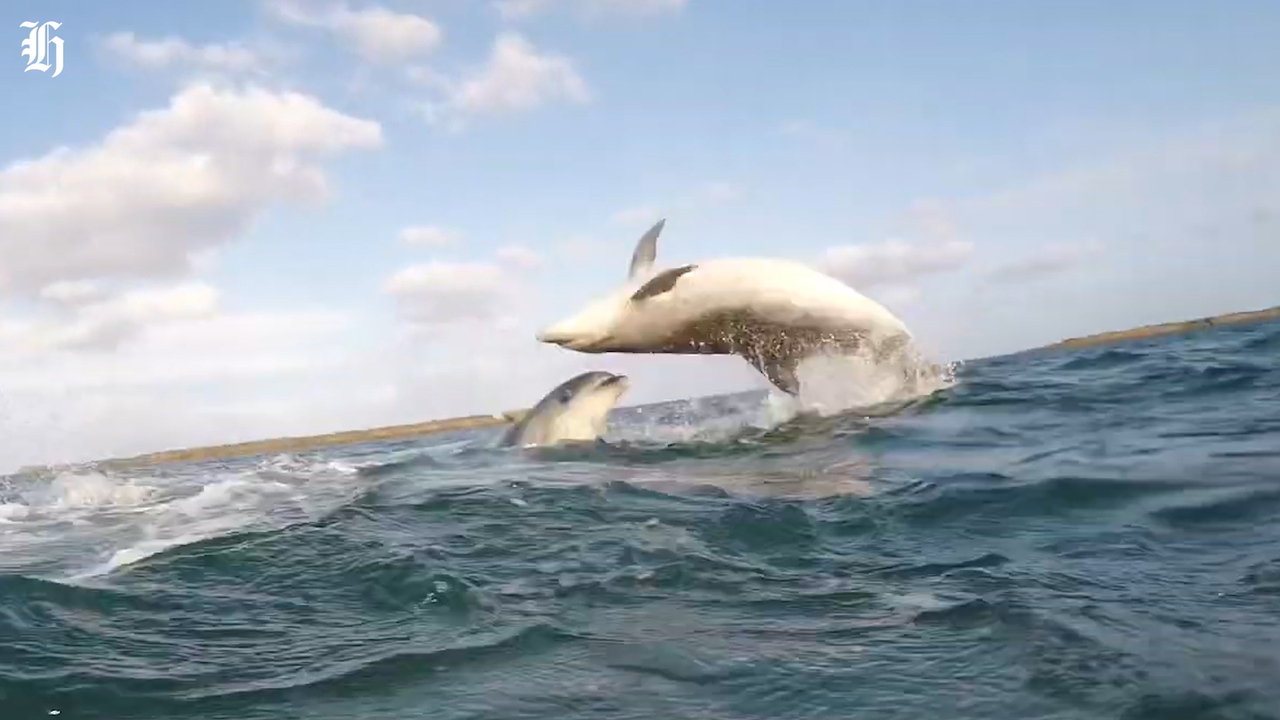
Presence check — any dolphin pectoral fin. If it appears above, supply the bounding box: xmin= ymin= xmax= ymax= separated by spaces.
xmin=628 ymin=219 xmax=665 ymax=280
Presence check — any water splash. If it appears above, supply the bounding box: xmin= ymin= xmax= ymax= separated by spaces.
xmin=792 ymin=340 xmax=958 ymax=416
xmin=604 ymin=391 xmax=796 ymax=446
xmin=0 ymin=454 xmax=366 ymax=581
xmin=593 ymin=340 xmax=955 ymax=447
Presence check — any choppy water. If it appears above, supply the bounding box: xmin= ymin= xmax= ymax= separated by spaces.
xmin=3 ymin=320 xmax=1279 ymax=719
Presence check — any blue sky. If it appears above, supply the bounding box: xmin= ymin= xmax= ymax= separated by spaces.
xmin=1 ymin=0 xmax=1278 ymax=469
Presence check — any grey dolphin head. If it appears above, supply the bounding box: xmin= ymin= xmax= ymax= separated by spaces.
xmin=499 ymin=370 xmax=631 ymax=447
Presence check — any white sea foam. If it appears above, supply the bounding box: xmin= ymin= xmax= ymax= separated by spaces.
xmin=1 ymin=453 xmax=365 ymax=582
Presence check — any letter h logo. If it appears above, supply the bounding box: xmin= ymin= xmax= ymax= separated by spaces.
xmin=21 ymin=21 xmax=64 ymax=78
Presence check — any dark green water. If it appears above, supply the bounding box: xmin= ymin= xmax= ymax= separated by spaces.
xmin=3 ymin=320 xmax=1279 ymax=719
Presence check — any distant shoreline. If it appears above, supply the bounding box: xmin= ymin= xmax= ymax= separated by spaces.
xmin=1043 ymin=305 xmax=1280 ymax=350
xmin=94 ymin=410 xmax=531 ymax=471
xmin=74 ymin=304 xmax=1280 ymax=471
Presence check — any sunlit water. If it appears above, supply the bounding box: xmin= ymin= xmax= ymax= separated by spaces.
xmin=2 ymin=321 xmax=1279 ymax=719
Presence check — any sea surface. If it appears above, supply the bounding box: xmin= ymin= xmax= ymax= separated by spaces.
xmin=2 ymin=320 xmax=1279 ymax=719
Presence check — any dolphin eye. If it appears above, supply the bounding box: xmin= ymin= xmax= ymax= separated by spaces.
xmin=557 ymin=390 xmax=574 ymax=403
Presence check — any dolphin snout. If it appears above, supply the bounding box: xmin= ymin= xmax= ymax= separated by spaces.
xmin=536 ymin=326 xmax=570 ymax=346
xmin=537 ymin=322 xmax=599 ymax=351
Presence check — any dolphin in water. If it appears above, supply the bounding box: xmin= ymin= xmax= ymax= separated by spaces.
xmin=535 ymin=219 xmax=916 ymax=396
xmin=499 ymin=370 xmax=631 ymax=447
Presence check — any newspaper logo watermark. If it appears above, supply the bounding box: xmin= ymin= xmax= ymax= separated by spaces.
xmin=20 ymin=21 xmax=63 ymax=77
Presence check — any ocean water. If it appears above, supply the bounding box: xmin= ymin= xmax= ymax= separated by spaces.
xmin=2 ymin=320 xmax=1279 ymax=720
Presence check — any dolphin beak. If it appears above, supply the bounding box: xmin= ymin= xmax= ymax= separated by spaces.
xmin=538 ymin=322 xmax=600 ymax=351
xmin=536 ymin=326 xmax=570 ymax=346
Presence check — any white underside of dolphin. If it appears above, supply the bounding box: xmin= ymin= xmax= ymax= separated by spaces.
xmin=536 ymin=219 xmax=916 ymax=396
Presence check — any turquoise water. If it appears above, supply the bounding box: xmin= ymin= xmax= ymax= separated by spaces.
xmin=2 ymin=320 xmax=1279 ymax=719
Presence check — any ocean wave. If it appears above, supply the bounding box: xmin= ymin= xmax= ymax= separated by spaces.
xmin=3 ymin=320 xmax=1280 ymax=718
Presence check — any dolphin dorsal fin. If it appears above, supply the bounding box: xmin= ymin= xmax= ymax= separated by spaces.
xmin=627 ymin=219 xmax=665 ymax=280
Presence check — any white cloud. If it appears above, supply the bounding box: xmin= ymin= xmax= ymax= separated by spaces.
xmin=423 ymin=33 xmax=589 ymax=128
xmin=266 ymin=0 xmax=443 ymax=63
xmin=496 ymin=245 xmax=543 ymax=269
xmin=818 ymin=238 xmax=975 ymax=290
xmin=985 ymin=240 xmax=1105 ymax=284
xmin=100 ymin=31 xmax=264 ymax=75
xmin=553 ymin=234 xmax=600 ymax=258
xmin=39 ymin=280 xmax=107 ymax=306
xmin=453 ymin=33 xmax=589 ymax=113
xmin=873 ymin=285 xmax=922 ymax=308
xmin=0 ymin=81 xmax=386 ymax=469
xmin=399 ymin=225 xmax=459 ymax=247
xmin=0 ymin=82 xmax=382 ymax=298
xmin=496 ymin=0 xmax=689 ymax=20
xmin=2 ymin=309 xmax=354 ymax=396
xmin=384 ymin=260 xmax=518 ymax=326
xmin=0 ymin=307 xmax=360 ymax=470
xmin=1 ymin=282 xmax=221 ymax=355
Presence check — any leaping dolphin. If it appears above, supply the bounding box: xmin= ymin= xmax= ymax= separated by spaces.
xmin=535 ymin=220 xmax=914 ymax=396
